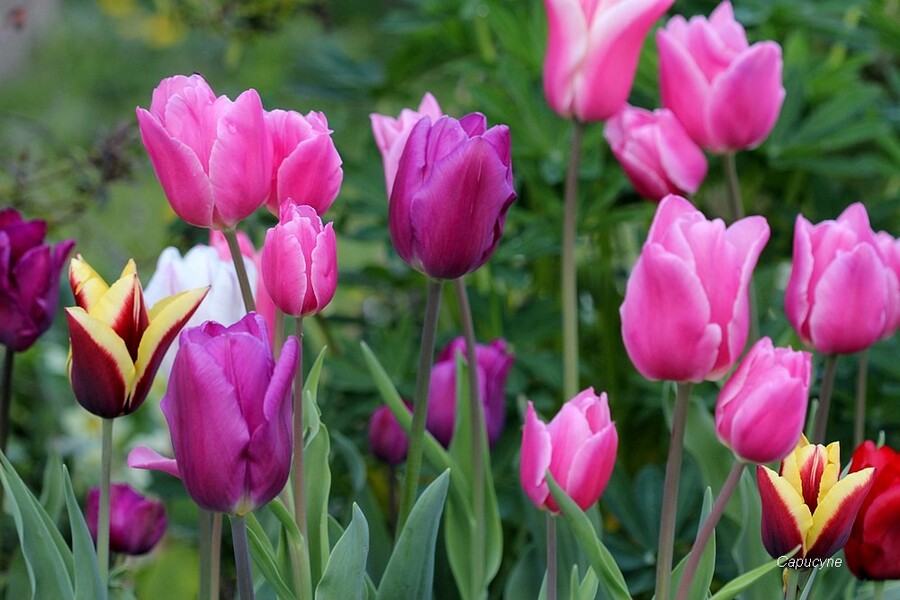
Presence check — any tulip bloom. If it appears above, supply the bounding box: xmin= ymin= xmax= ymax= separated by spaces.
xmin=390 ymin=114 xmax=516 ymax=279
xmin=129 ymin=313 xmax=299 ymax=515
xmin=844 ymin=441 xmax=900 ymax=580
xmin=715 ymin=337 xmax=811 ymax=463
xmin=86 ymin=483 xmax=167 ymax=556
xmin=209 ymin=230 xmax=276 ymax=340
xmin=136 ymin=74 xmax=272 ymax=230
xmin=543 ymin=0 xmax=674 ymax=122
xmin=66 ymin=255 xmax=207 ymax=419
xmin=876 ymin=231 xmax=900 ymax=336
xmin=266 ymin=109 xmax=343 ymax=216
xmin=604 ymin=105 xmax=708 ymax=201
xmin=370 ymin=92 xmax=444 ymax=195
xmin=785 ymin=203 xmax=898 ymax=355
xmin=0 ymin=208 xmax=75 ymax=351
xmin=757 ymin=436 xmax=875 ymax=561
xmin=368 ymin=404 xmax=410 ymax=466
xmin=520 ymin=388 xmax=618 ymax=512
xmin=620 ymin=195 xmax=769 ymax=382
xmin=657 ymin=1 xmax=785 ymax=152
xmin=426 ymin=337 xmax=514 ymax=447
xmin=260 ymin=204 xmax=337 ymax=317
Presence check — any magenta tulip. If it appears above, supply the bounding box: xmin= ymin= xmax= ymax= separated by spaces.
xmin=543 ymin=0 xmax=674 ymax=122
xmin=520 ymin=388 xmax=618 ymax=512
xmin=266 ymin=109 xmax=343 ymax=216
xmin=389 ymin=113 xmax=516 ymax=279
xmin=876 ymin=230 xmax=900 ymax=336
xmin=128 ymin=313 xmax=299 ymax=515
xmin=785 ymin=203 xmax=898 ymax=355
xmin=620 ymin=195 xmax=769 ymax=382
xmin=0 ymin=208 xmax=74 ymax=351
xmin=260 ymin=204 xmax=337 ymax=317
xmin=657 ymin=1 xmax=784 ymax=152
xmin=136 ymin=74 xmax=272 ymax=230
xmin=368 ymin=404 xmax=410 ymax=466
xmin=370 ymin=92 xmax=444 ymax=195
xmin=425 ymin=337 xmax=514 ymax=447
xmin=604 ymin=105 xmax=708 ymax=201
xmin=86 ymin=483 xmax=167 ymax=556
xmin=715 ymin=337 xmax=811 ymax=463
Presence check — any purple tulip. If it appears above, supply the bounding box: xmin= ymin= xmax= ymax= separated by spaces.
xmin=86 ymin=483 xmax=167 ymax=556
xmin=368 ymin=404 xmax=410 ymax=466
xmin=0 ymin=208 xmax=74 ymax=351
xmin=389 ymin=114 xmax=516 ymax=279
xmin=128 ymin=313 xmax=299 ymax=515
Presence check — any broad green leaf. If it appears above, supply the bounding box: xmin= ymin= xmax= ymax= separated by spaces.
xmin=39 ymin=452 xmax=64 ymax=522
xmin=570 ymin=565 xmax=599 ymax=600
xmin=305 ymin=424 xmax=332 ymax=587
xmin=62 ymin=468 xmax=104 ymax=600
xmin=269 ymin=494 xmax=312 ymax=598
xmin=302 ymin=347 xmax=328 ymax=437
xmin=246 ymin=513 xmax=296 ymax=600
xmin=710 ymin=547 xmax=800 ymax=600
xmin=376 ymin=470 xmax=450 ymax=600
xmin=316 ymin=504 xmax=369 ymax=600
xmin=670 ymin=487 xmax=715 ymax=600
xmin=132 ymin=541 xmax=199 ymax=600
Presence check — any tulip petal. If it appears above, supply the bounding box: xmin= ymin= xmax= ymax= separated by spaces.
xmin=657 ymin=28 xmax=714 ymax=146
xmin=542 ymin=0 xmax=588 ymax=117
xmin=655 ymin=110 xmax=708 ymax=195
xmin=70 ymin=256 xmax=110 ymax=312
xmin=389 ymin=116 xmax=430 ymax=265
xmin=309 ymin=224 xmax=337 ymax=313
xmin=805 ymin=467 xmax=875 ymax=559
xmin=757 ymin=465 xmax=811 ymax=558
xmin=520 ymin=403 xmax=553 ymax=510
xmin=275 ymin=130 xmax=343 ymax=215
xmin=546 ymin=401 xmax=595 ymax=486
xmin=857 ymin=487 xmax=900 ymax=579
xmin=127 ymin=446 xmax=181 ymax=479
xmin=564 ymin=425 xmax=618 ymax=511
xmin=89 ymin=274 xmax=147 ymax=361
xmin=727 ymin=378 xmax=805 ymax=463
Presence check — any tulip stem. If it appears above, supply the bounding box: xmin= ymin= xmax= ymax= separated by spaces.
xmin=854 ymin=349 xmax=868 ymax=448
xmin=273 ymin=309 xmax=285 ymax=357
xmin=224 ymin=228 xmax=256 ymax=313
xmin=199 ymin=510 xmax=211 ymax=600
xmin=784 ymin=568 xmax=800 ymax=600
xmin=722 ymin=152 xmax=760 ymax=344
xmin=812 ymin=354 xmax=838 ymax=444
xmin=0 ymin=347 xmax=13 ymax=453
xmin=454 ymin=277 xmax=486 ymax=597
xmin=873 ymin=581 xmax=885 ymax=600
xmin=655 ymin=381 xmax=693 ymax=600
xmin=98 ymin=418 xmax=113 ymax=590
xmin=398 ymin=279 xmax=444 ymax=533
xmin=562 ymin=120 xmax=585 ymax=400
xmin=546 ymin=513 xmax=557 ymax=600
xmin=674 ymin=460 xmax=745 ymax=600
xmin=230 ymin=515 xmax=255 ymax=600
xmin=292 ymin=317 xmax=308 ymax=542
xmin=211 ymin=513 xmax=222 ymax=599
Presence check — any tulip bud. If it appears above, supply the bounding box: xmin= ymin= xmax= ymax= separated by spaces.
xmin=0 ymin=208 xmax=74 ymax=351
xmin=519 ymin=388 xmax=618 ymax=512
xmin=715 ymin=337 xmax=811 ymax=463
xmin=86 ymin=483 xmax=167 ymax=556
xmin=368 ymin=405 xmax=410 ymax=466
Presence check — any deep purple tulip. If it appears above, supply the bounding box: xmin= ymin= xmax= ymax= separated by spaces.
xmin=0 ymin=208 xmax=74 ymax=351
xmin=128 ymin=313 xmax=299 ymax=515
xmin=86 ymin=483 xmax=167 ymax=556
xmin=389 ymin=114 xmax=516 ymax=279
xmin=368 ymin=404 xmax=410 ymax=465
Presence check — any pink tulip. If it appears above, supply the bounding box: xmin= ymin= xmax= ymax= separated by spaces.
xmin=265 ymin=109 xmax=343 ymax=216
xmin=715 ymin=337 xmax=811 ymax=463
xmin=657 ymin=1 xmax=784 ymax=152
xmin=370 ymin=93 xmax=444 ymax=195
xmin=260 ymin=204 xmax=337 ymax=317
xmin=86 ymin=483 xmax=167 ymax=556
xmin=136 ymin=74 xmax=272 ymax=229
xmin=520 ymin=388 xmax=618 ymax=512
xmin=368 ymin=404 xmax=410 ymax=466
xmin=785 ymin=203 xmax=898 ymax=355
xmin=620 ymin=195 xmax=769 ymax=382
xmin=604 ymin=105 xmax=708 ymax=201
xmin=876 ymin=230 xmax=900 ymax=336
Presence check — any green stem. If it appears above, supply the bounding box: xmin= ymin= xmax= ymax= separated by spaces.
xmin=98 ymin=418 xmax=114 ymax=589
xmin=675 ymin=461 xmax=746 ymax=600
xmin=224 ymin=228 xmax=256 ymax=313
xmin=0 ymin=348 xmax=13 ymax=452
xmin=397 ymin=279 xmax=444 ymax=533
xmin=854 ymin=349 xmax=868 ymax=448
xmin=292 ymin=317 xmax=307 ymax=541
xmin=722 ymin=152 xmax=760 ymax=344
xmin=273 ymin=309 xmax=285 ymax=358
xmin=211 ymin=513 xmax=222 ymax=600
xmin=454 ymin=277 xmax=485 ymax=598
xmin=198 ymin=510 xmax=211 ymax=600
xmin=873 ymin=581 xmax=885 ymax=600
xmin=562 ymin=120 xmax=585 ymax=400
xmin=784 ymin=568 xmax=800 ymax=600
xmin=230 ymin=515 xmax=255 ymax=600
xmin=812 ymin=355 xmax=838 ymax=444
xmin=655 ymin=382 xmax=693 ymax=600
xmin=546 ymin=513 xmax=557 ymax=600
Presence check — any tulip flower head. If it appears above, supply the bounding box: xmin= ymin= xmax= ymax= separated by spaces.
xmin=875 ymin=230 xmax=900 ymax=337
xmin=657 ymin=1 xmax=785 ymax=152
xmin=785 ymin=203 xmax=899 ymax=355
xmin=86 ymin=483 xmax=167 ymax=556
xmin=0 ymin=208 xmax=75 ymax=351
xmin=389 ymin=113 xmax=516 ymax=279
xmin=368 ymin=404 xmax=410 ymax=466
xmin=543 ymin=0 xmax=674 ymax=122
xmin=66 ymin=255 xmax=207 ymax=419
xmin=128 ymin=313 xmax=299 ymax=515
xmin=520 ymin=388 xmax=618 ymax=512
xmin=136 ymin=74 xmax=273 ymax=230
xmin=620 ymin=195 xmax=769 ymax=382
xmin=844 ymin=441 xmax=900 ymax=581
xmin=757 ymin=436 xmax=875 ymax=561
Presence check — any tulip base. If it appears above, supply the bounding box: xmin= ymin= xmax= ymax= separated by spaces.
xmin=230 ymin=514 xmax=255 ymax=600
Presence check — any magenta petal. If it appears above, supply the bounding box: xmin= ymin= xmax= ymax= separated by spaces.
xmin=389 ymin=117 xmax=430 ymax=265
xmin=657 ymin=29 xmax=713 ymax=147
xmin=127 ymin=446 xmax=181 ymax=479
xmin=426 ymin=360 xmax=458 ymax=447
xmin=728 ymin=378 xmax=806 ymax=463
xmin=655 ymin=110 xmax=708 ymax=194
xmin=542 ymin=0 xmax=587 ymax=117
xmin=520 ymin=403 xmax=552 ymax=510
xmin=564 ymin=424 xmax=618 ymax=511
xmin=276 ymin=133 xmax=343 ymax=215
xmin=308 ymin=224 xmax=337 ymax=313
xmin=784 ymin=215 xmax=815 ymax=344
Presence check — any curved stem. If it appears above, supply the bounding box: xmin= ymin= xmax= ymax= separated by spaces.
xmin=223 ymin=228 xmax=256 ymax=313
xmin=397 ymin=279 xmax=444 ymax=533
xmin=0 ymin=348 xmax=13 ymax=452
xmin=546 ymin=513 xmax=558 ymax=600
xmin=562 ymin=120 xmax=586 ymax=400
xmin=855 ymin=349 xmax=868 ymax=448
xmin=230 ymin=515 xmax=255 ymax=600
xmin=812 ymin=355 xmax=838 ymax=444
xmin=675 ymin=461 xmax=746 ymax=600
xmin=655 ymin=382 xmax=693 ymax=600
xmin=292 ymin=318 xmax=307 ymax=541
xmin=98 ymin=418 xmax=114 ymax=589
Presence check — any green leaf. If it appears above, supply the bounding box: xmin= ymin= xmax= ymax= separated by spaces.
xmin=710 ymin=547 xmax=800 ymax=600
xmin=570 ymin=565 xmax=599 ymax=600
xmin=245 ymin=513 xmax=297 ymax=600
xmin=39 ymin=452 xmax=65 ymax=522
xmin=305 ymin=423 xmax=332 ymax=587
xmin=302 ymin=347 xmax=328 ymax=437
xmin=670 ymin=487 xmax=715 ymax=600
xmin=546 ymin=472 xmax=631 ymax=600
xmin=316 ymin=504 xmax=369 ymax=600
xmin=682 ymin=397 xmax=741 ymax=522
xmin=376 ymin=470 xmax=450 ymax=600
xmin=62 ymin=468 xmax=104 ymax=600
xmin=732 ymin=470 xmax=781 ymax=600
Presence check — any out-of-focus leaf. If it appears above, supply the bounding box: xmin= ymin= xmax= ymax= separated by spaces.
xmin=670 ymin=487 xmax=715 ymax=600
xmin=62 ymin=468 xmax=104 ymax=600
xmin=316 ymin=504 xmax=369 ymax=600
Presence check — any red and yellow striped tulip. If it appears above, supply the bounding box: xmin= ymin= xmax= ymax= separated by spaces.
xmin=757 ymin=435 xmax=875 ymax=560
xmin=66 ymin=255 xmax=207 ymax=419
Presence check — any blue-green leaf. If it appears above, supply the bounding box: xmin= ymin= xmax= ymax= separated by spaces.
xmin=316 ymin=504 xmax=369 ymax=600
xmin=710 ymin=547 xmax=800 ymax=600
xmin=62 ymin=468 xmax=104 ymax=600
xmin=671 ymin=487 xmax=715 ymax=600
